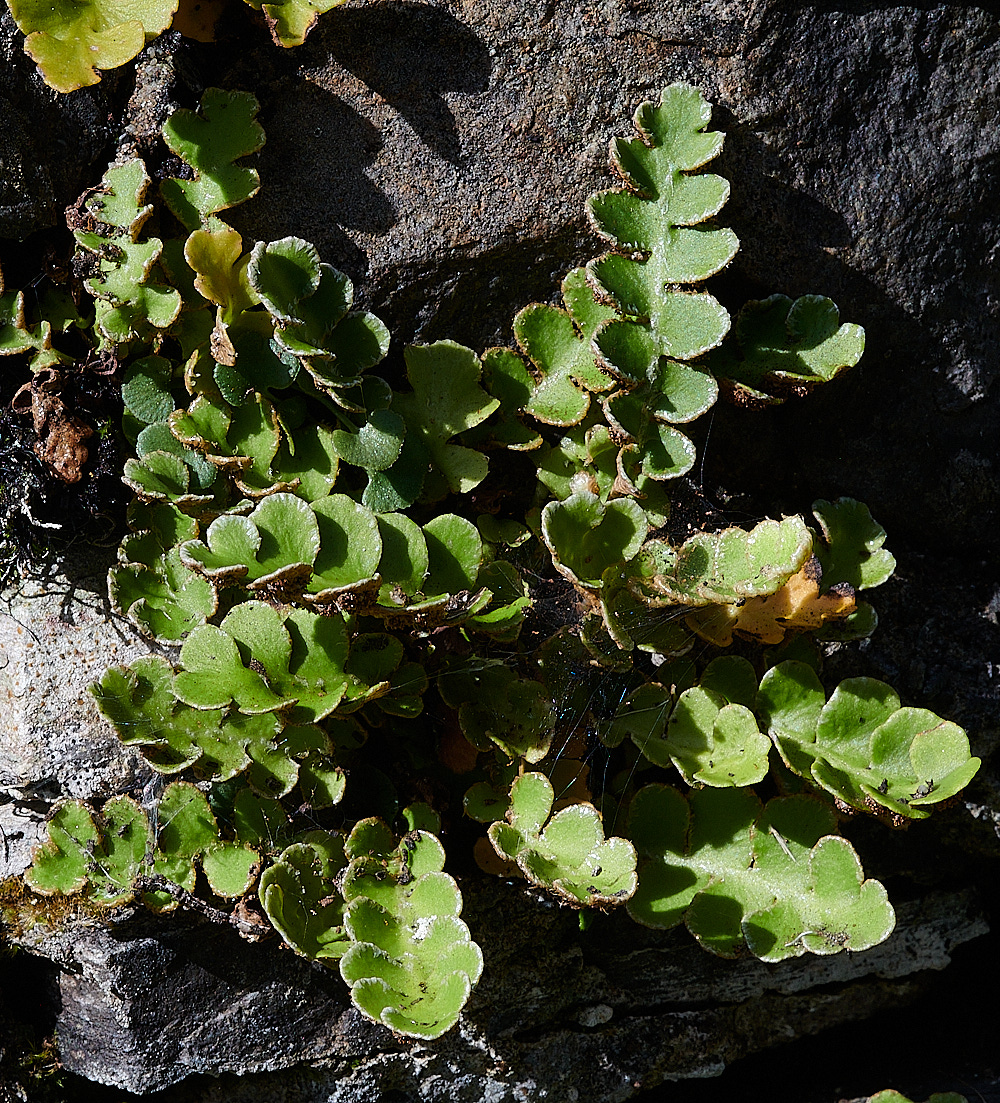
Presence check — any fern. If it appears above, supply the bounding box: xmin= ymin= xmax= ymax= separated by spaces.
xmin=10 ymin=85 xmax=981 ymax=1050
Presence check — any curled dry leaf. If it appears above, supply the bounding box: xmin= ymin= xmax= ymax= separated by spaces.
xmin=12 ymin=369 xmax=93 ymax=483
xmin=686 ymin=555 xmax=857 ymax=646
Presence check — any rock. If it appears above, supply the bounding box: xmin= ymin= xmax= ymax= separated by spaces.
xmin=9 ymin=885 xmax=987 ymax=1098
xmin=10 ymin=908 xmax=377 ymax=1095
xmin=0 ymin=551 xmax=155 ymax=883
xmin=0 ymin=10 xmax=124 ymax=241
xmin=0 ymin=545 xmax=992 ymax=1099
xmin=701 ymin=3 xmax=1000 ymax=551
xmin=206 ymin=0 xmax=999 ymax=546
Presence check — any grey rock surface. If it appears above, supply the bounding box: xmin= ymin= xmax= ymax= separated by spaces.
xmin=0 ymin=545 xmax=992 ymax=1100
xmin=0 ymin=553 xmax=156 ymax=883
xmin=0 ymin=11 xmax=124 ymax=240
xmin=206 ymin=0 xmax=999 ymax=548
xmin=15 ymin=886 xmax=987 ymax=1097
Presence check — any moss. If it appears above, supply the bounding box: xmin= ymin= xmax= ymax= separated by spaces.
xmin=0 ymin=875 xmax=115 ymax=941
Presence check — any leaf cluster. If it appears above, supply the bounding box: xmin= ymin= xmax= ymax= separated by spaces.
xmin=8 ymin=85 xmax=980 ymax=1044
xmin=26 ymin=782 xmax=264 ymax=907
xmin=5 ymin=0 xmax=349 ymax=93
xmin=260 ymin=815 xmax=482 ymax=1038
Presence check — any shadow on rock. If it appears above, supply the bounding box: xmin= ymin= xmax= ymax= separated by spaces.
xmin=0 ymin=11 xmax=123 ymax=240
xmin=315 ymin=1 xmax=492 ymax=165
xmin=364 ymin=220 xmax=599 ymax=354
xmin=697 ymin=122 xmax=998 ymax=551
xmin=238 ymin=84 xmax=396 ymax=283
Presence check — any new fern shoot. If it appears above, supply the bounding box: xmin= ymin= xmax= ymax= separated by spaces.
xmin=4 ymin=84 xmax=980 ymax=1041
